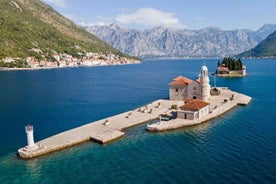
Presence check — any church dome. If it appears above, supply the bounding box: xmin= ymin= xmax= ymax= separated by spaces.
xmin=201 ymin=65 xmax=208 ymax=72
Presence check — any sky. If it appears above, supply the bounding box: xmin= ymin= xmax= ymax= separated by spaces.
xmin=43 ymin=0 xmax=276 ymax=30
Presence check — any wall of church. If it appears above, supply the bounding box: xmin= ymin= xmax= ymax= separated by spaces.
xmin=169 ymin=85 xmax=188 ymax=100
xmin=169 ymin=65 xmax=211 ymax=102
xmin=200 ymin=67 xmax=211 ymax=102
xmin=201 ymin=82 xmax=210 ymax=102
xmin=169 ymin=81 xmax=201 ymax=101
xmin=187 ymin=81 xmax=201 ymax=99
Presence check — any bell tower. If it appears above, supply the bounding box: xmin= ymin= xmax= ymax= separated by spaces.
xmin=200 ymin=64 xmax=210 ymax=102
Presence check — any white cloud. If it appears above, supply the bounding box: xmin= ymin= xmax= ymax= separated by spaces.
xmin=194 ymin=17 xmax=203 ymax=21
xmin=80 ymin=16 xmax=114 ymax=27
xmin=60 ymin=13 xmax=111 ymax=27
xmin=115 ymin=8 xmax=186 ymax=29
xmin=43 ymin=0 xmax=66 ymax=8
xmin=79 ymin=21 xmax=108 ymax=27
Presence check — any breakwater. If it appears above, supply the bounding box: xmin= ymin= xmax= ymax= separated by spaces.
xmin=18 ymin=100 xmax=183 ymax=159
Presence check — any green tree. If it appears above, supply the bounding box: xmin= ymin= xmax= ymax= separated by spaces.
xmin=217 ymin=60 xmax=221 ymax=67
xmin=237 ymin=58 xmax=242 ymax=70
xmin=220 ymin=57 xmax=243 ymax=70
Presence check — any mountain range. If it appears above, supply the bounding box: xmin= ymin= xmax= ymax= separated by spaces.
xmin=0 ymin=0 xmax=131 ymax=61
xmin=86 ymin=24 xmax=276 ymax=59
xmin=1 ymin=0 xmax=274 ymax=61
xmin=238 ymin=31 xmax=276 ymax=58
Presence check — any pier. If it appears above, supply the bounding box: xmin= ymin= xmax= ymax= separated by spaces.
xmin=18 ymin=88 xmax=251 ymax=159
xmin=18 ymin=100 xmax=183 ymax=159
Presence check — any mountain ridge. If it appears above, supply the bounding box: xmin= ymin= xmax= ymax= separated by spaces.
xmin=237 ymin=31 xmax=276 ymax=58
xmin=86 ymin=24 xmax=276 ymax=59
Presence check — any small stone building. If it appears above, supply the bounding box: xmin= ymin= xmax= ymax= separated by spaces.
xmin=216 ymin=66 xmax=230 ymax=74
xmin=177 ymin=99 xmax=210 ymax=120
xmin=169 ymin=76 xmax=201 ymax=101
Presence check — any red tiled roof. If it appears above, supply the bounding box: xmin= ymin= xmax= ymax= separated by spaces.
xmin=169 ymin=75 xmax=193 ymax=86
xmin=217 ymin=66 xmax=230 ymax=71
xmin=184 ymin=98 xmax=192 ymax=104
xmin=180 ymin=99 xmax=209 ymax=111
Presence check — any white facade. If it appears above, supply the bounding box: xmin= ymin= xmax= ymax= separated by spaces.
xmin=198 ymin=105 xmax=210 ymax=119
xmin=169 ymin=85 xmax=187 ymax=100
xmin=200 ymin=65 xmax=211 ymax=102
xmin=177 ymin=100 xmax=210 ymax=120
xmin=169 ymin=65 xmax=210 ymax=102
xmin=177 ymin=110 xmax=198 ymax=120
xmin=25 ymin=125 xmax=35 ymax=148
xmin=187 ymin=81 xmax=201 ymax=100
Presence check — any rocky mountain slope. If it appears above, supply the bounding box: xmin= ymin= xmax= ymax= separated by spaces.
xmin=0 ymin=0 xmax=131 ymax=61
xmin=86 ymin=24 xmax=276 ymax=59
xmin=237 ymin=31 xmax=276 ymax=58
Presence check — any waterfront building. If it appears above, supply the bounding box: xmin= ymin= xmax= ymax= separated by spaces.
xmin=169 ymin=65 xmax=211 ymax=102
xmin=216 ymin=65 xmax=230 ymax=74
xmin=169 ymin=64 xmax=211 ymax=120
xmin=177 ymin=99 xmax=210 ymax=120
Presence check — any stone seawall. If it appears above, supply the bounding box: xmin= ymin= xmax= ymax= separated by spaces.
xmin=18 ymin=100 xmax=183 ymax=159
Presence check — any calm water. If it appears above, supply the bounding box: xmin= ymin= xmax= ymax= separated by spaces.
xmin=0 ymin=59 xmax=275 ymax=183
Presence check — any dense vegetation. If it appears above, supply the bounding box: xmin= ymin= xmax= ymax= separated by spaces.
xmin=0 ymin=0 xmax=134 ymax=62
xmin=237 ymin=31 xmax=276 ymax=58
xmin=0 ymin=60 xmax=29 ymax=68
xmin=218 ymin=57 xmax=243 ymax=70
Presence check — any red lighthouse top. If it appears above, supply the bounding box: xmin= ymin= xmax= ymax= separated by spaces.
xmin=25 ymin=124 xmax=33 ymax=131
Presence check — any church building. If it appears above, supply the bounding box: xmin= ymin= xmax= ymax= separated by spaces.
xmin=169 ymin=65 xmax=211 ymax=102
xmin=169 ymin=65 xmax=211 ymax=120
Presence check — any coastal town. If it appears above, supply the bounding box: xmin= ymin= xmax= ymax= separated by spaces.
xmin=18 ymin=64 xmax=251 ymax=159
xmin=0 ymin=52 xmax=140 ymax=70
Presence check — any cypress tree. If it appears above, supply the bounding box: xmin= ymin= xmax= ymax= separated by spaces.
xmin=217 ymin=61 xmax=221 ymax=67
xmin=219 ymin=57 xmax=243 ymax=70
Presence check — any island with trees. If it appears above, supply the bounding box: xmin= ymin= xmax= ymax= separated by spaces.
xmin=214 ymin=57 xmax=246 ymax=77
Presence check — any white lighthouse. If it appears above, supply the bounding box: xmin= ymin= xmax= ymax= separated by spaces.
xmin=200 ymin=64 xmax=211 ymax=102
xmin=25 ymin=125 xmax=37 ymax=149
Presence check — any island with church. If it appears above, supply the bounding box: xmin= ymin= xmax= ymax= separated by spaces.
xmin=214 ymin=57 xmax=246 ymax=77
xmin=18 ymin=64 xmax=251 ymax=159
xmin=147 ymin=64 xmax=250 ymax=131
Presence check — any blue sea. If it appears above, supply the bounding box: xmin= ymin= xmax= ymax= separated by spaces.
xmin=0 ymin=59 xmax=275 ymax=184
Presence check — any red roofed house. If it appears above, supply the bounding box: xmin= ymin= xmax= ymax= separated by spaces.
xmin=177 ymin=99 xmax=210 ymax=120
xmin=169 ymin=65 xmax=211 ymax=102
xmin=169 ymin=75 xmax=201 ymax=100
xmin=216 ymin=66 xmax=230 ymax=74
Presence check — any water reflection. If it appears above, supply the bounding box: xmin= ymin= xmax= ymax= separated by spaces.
xmin=0 ymin=154 xmax=42 ymax=183
xmin=25 ymin=158 xmax=42 ymax=183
